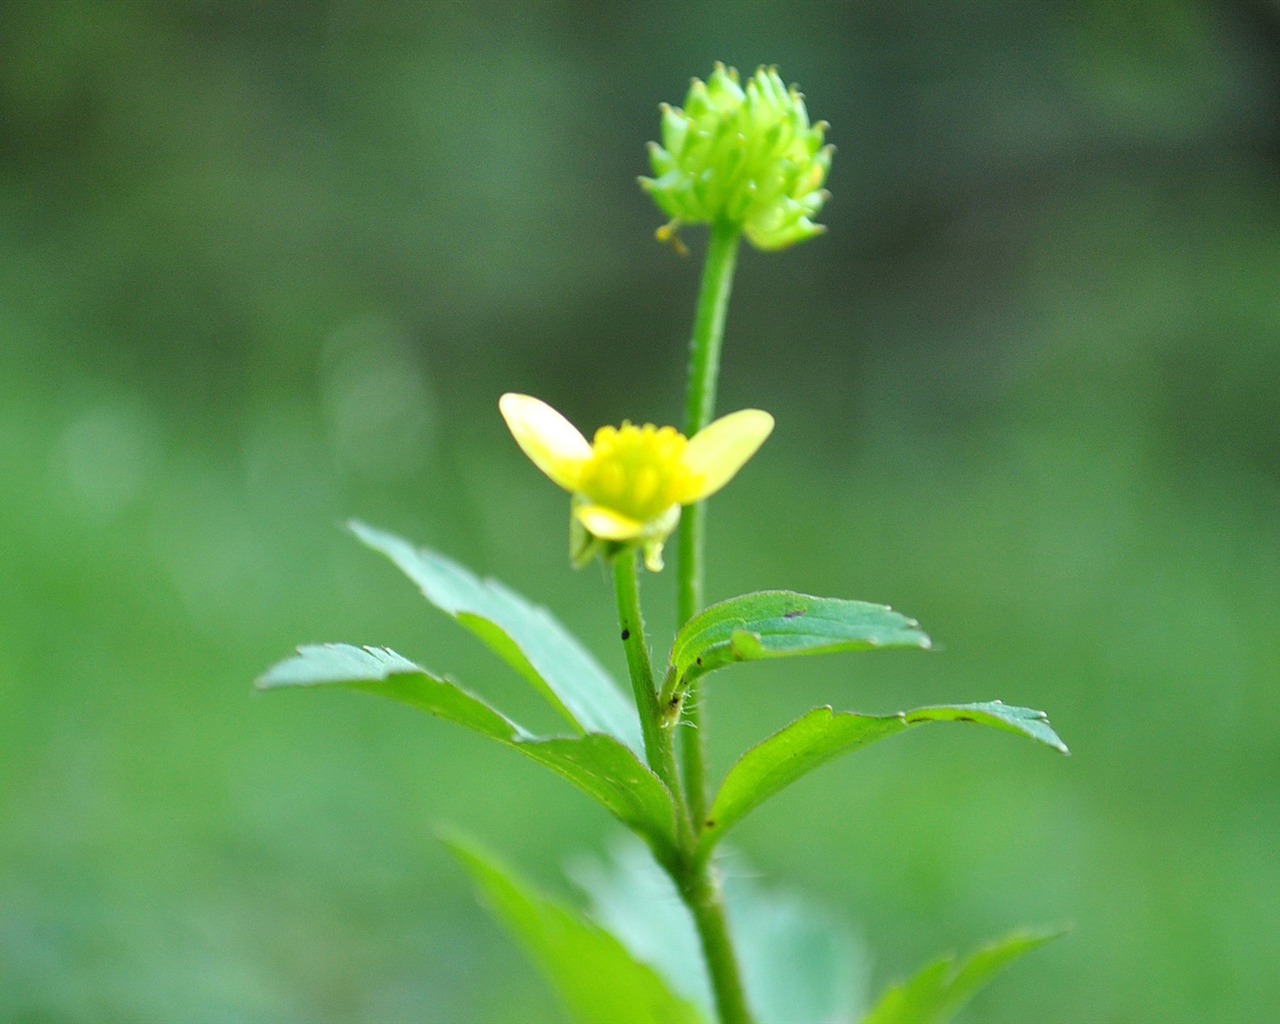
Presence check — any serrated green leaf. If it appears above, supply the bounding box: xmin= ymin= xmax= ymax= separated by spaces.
xmin=258 ymin=645 xmax=677 ymax=859
xmin=670 ymin=591 xmax=931 ymax=689
xmin=349 ymin=520 xmax=644 ymax=756
xmin=861 ymin=928 xmax=1065 ymax=1024
xmin=260 ymin=643 xmax=514 ymax=738
xmin=701 ymin=702 xmax=1068 ymax=855
xmin=447 ymin=835 xmax=709 ymax=1024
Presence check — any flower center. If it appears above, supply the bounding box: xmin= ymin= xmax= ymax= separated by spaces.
xmin=579 ymin=422 xmax=690 ymax=524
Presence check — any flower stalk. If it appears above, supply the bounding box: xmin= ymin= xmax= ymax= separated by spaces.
xmin=677 ymin=218 xmax=742 ymax=827
xmin=669 ymin=221 xmax=756 ymax=1024
xmin=611 ymin=547 xmax=754 ymax=1024
xmin=611 ymin=551 xmax=684 ymax=823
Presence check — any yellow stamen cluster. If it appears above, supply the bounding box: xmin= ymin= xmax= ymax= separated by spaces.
xmin=579 ymin=423 xmax=692 ymax=526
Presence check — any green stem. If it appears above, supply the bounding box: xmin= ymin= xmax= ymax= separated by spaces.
xmin=682 ymin=220 xmax=743 ymax=441
xmin=611 ymin=552 xmax=684 ymax=822
xmin=614 ymin=550 xmax=754 ymax=1024
xmin=677 ymin=219 xmax=742 ymax=826
xmin=684 ymin=864 xmax=754 ymax=1024
xmin=670 ymin=220 xmax=753 ymax=1024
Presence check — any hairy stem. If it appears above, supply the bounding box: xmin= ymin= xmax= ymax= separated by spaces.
xmin=677 ymin=219 xmax=742 ymax=825
xmin=683 ymin=863 xmax=754 ymax=1024
xmin=671 ymin=219 xmax=752 ymax=1024
xmin=612 ymin=552 xmax=684 ymax=827
xmin=614 ymin=552 xmax=753 ymax=1024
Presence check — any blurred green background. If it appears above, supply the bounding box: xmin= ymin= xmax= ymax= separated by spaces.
xmin=3 ymin=1 xmax=1278 ymax=1020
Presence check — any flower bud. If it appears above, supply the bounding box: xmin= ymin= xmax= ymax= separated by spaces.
xmin=640 ymin=64 xmax=833 ymax=251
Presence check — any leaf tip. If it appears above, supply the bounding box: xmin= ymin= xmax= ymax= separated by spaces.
xmin=254 ymin=646 xmax=306 ymax=691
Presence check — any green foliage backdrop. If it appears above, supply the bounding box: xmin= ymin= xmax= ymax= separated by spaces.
xmin=3 ymin=1 xmax=1278 ymax=1020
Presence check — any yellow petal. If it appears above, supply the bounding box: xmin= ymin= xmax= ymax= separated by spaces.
xmin=574 ymin=503 xmax=648 ymax=541
xmin=679 ymin=408 xmax=774 ymax=501
xmin=499 ymin=393 xmax=591 ymax=492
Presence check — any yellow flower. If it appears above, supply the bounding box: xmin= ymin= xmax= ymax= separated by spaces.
xmin=499 ymin=393 xmax=774 ymax=571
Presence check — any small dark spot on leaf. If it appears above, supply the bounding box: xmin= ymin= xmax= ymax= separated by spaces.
xmin=784 ymin=608 xmax=806 ymax=619
xmin=704 ymin=819 xmax=717 ymax=829
xmin=620 ymin=628 xmax=630 ymax=641
xmin=695 ymin=656 xmax=703 ymax=665
xmin=668 ymin=695 xmax=681 ymax=707
xmin=955 ymin=715 xmax=976 ymax=723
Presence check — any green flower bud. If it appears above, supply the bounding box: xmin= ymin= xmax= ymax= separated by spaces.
xmin=640 ymin=64 xmax=833 ymax=251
